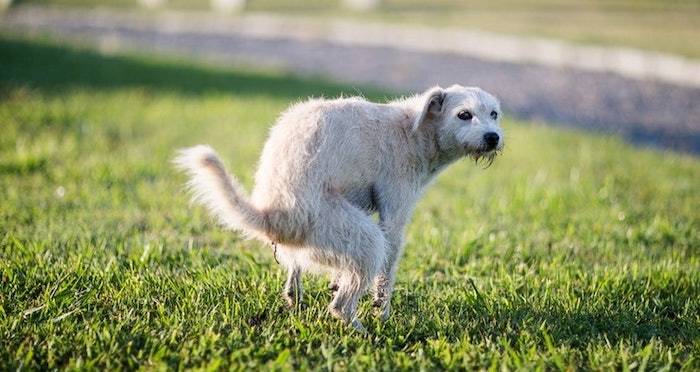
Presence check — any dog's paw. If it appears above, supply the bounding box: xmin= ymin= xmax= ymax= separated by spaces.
xmin=282 ymin=291 xmax=304 ymax=308
xmin=373 ymin=300 xmax=391 ymax=321
xmin=350 ymin=318 xmax=367 ymax=333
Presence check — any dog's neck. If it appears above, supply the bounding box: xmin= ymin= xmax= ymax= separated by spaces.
xmin=400 ymin=113 xmax=460 ymax=183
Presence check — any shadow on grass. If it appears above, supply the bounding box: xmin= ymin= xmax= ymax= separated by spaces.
xmin=0 ymin=36 xmax=389 ymax=100
xmin=396 ymin=284 xmax=698 ymax=348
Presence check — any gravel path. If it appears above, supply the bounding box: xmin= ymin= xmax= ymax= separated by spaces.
xmin=3 ymin=6 xmax=699 ymax=154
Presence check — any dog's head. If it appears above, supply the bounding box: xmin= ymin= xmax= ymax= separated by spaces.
xmin=413 ymin=85 xmax=503 ymax=165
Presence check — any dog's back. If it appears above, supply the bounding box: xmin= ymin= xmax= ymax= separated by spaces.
xmin=251 ymin=97 xmax=409 ymax=213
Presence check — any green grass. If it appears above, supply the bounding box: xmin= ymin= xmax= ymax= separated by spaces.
xmin=14 ymin=0 xmax=700 ymax=58
xmin=1 ymin=35 xmax=699 ymax=370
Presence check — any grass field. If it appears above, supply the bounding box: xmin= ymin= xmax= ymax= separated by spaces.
xmin=14 ymin=0 xmax=700 ymax=58
xmin=1 ymin=35 xmax=699 ymax=370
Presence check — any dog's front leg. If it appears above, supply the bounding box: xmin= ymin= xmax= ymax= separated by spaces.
xmin=372 ymin=220 xmax=405 ymax=320
xmin=372 ymin=207 xmax=410 ymax=321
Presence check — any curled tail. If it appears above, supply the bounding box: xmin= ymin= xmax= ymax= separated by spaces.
xmin=174 ymin=145 xmax=268 ymax=240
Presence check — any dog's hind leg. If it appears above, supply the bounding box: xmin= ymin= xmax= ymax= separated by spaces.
xmin=276 ymin=245 xmax=303 ymax=307
xmin=310 ymin=196 xmax=386 ymax=332
xmin=329 ymin=271 xmax=372 ymax=332
xmin=282 ymin=265 xmax=303 ymax=307
xmin=328 ymin=271 xmax=340 ymax=292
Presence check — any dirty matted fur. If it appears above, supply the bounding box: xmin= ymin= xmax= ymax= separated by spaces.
xmin=175 ymin=84 xmax=504 ymax=331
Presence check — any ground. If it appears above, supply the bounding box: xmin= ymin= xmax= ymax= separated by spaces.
xmin=17 ymin=0 xmax=700 ymax=58
xmin=1 ymin=36 xmax=699 ymax=370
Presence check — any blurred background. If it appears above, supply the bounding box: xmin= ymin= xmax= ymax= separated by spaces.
xmin=2 ymin=0 xmax=699 ymax=152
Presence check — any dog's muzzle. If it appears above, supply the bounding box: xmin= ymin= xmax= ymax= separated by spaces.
xmin=483 ymin=132 xmax=500 ymax=151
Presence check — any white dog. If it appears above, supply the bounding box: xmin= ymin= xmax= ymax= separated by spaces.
xmin=175 ymin=84 xmax=504 ymax=331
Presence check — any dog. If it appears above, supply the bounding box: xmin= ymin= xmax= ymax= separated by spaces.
xmin=175 ymin=84 xmax=504 ymax=331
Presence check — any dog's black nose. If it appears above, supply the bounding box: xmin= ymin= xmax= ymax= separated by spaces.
xmin=483 ymin=132 xmax=499 ymax=149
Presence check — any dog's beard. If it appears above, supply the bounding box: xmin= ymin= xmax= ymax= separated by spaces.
xmin=467 ymin=148 xmax=500 ymax=168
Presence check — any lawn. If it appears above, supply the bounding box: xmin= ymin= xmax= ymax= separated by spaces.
xmin=1 ymin=35 xmax=699 ymax=370
xmin=15 ymin=0 xmax=700 ymax=58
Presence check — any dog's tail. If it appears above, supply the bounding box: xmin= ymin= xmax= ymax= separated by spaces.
xmin=174 ymin=145 xmax=268 ymax=241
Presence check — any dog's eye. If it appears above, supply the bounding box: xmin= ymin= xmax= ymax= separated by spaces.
xmin=490 ymin=111 xmax=498 ymax=120
xmin=457 ymin=110 xmax=473 ymax=121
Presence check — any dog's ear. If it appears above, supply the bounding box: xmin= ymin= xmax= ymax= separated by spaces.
xmin=412 ymin=87 xmax=446 ymax=131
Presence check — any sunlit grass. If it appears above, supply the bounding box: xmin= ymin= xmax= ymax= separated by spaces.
xmin=1 ymin=36 xmax=699 ymax=370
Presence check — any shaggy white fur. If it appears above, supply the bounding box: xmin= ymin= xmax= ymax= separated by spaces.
xmin=175 ymin=85 xmax=504 ymax=331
